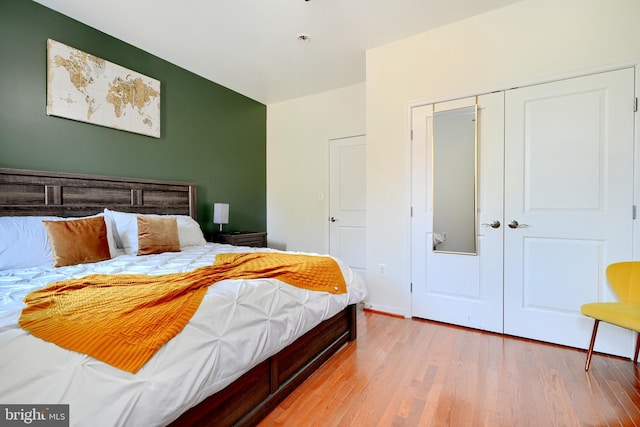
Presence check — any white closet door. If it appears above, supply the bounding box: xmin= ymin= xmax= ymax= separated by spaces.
xmin=411 ymin=92 xmax=504 ymax=333
xmin=329 ymin=136 xmax=367 ymax=278
xmin=503 ymin=68 xmax=635 ymax=356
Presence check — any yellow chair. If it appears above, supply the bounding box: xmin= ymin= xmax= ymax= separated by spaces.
xmin=581 ymin=261 xmax=640 ymax=371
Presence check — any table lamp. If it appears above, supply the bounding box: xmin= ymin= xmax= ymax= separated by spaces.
xmin=213 ymin=203 xmax=229 ymax=232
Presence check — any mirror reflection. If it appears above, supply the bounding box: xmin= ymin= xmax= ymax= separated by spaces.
xmin=432 ymin=105 xmax=477 ymax=255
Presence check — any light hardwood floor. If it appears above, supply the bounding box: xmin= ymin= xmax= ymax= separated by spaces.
xmin=259 ymin=310 xmax=640 ymax=426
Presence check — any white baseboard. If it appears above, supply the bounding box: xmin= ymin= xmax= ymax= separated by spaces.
xmin=362 ymin=302 xmax=409 ymax=318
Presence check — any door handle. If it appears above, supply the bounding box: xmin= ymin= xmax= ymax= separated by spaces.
xmin=508 ymin=220 xmax=529 ymax=229
xmin=481 ymin=220 xmax=501 ymax=229
xmin=330 ymin=217 xmax=338 ymax=222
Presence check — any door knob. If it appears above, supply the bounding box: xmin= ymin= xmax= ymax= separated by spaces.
xmin=481 ymin=220 xmax=501 ymax=229
xmin=508 ymin=220 xmax=529 ymax=229
xmin=330 ymin=217 xmax=338 ymax=222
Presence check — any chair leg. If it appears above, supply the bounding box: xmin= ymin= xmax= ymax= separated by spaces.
xmin=585 ymin=319 xmax=600 ymax=371
xmin=634 ymin=332 xmax=640 ymax=365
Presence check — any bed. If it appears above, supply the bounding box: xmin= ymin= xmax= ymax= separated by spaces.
xmin=0 ymin=167 xmax=367 ymax=427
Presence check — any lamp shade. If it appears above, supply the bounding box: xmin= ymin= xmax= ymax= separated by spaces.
xmin=213 ymin=203 xmax=229 ymax=225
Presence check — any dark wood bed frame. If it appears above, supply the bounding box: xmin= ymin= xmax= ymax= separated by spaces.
xmin=0 ymin=167 xmax=357 ymax=427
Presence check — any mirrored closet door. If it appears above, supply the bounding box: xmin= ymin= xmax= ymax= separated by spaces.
xmin=410 ymin=93 xmax=505 ymax=334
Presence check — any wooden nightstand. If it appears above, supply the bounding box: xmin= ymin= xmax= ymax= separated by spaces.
xmin=214 ymin=231 xmax=267 ymax=248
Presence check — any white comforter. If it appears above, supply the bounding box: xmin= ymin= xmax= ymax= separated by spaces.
xmin=0 ymin=243 xmax=367 ymax=426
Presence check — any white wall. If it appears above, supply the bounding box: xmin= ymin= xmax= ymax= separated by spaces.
xmin=266 ymin=83 xmax=366 ymax=253
xmin=366 ymin=0 xmax=640 ymax=316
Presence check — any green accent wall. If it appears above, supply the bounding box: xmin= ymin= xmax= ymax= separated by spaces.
xmin=0 ymin=1 xmax=266 ymax=236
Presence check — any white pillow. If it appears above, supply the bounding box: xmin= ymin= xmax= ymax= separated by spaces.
xmin=0 ymin=216 xmax=59 ymax=270
xmin=0 ymin=214 xmax=122 ymax=271
xmin=103 ymin=209 xmax=206 ymax=255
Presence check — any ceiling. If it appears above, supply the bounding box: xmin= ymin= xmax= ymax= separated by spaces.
xmin=34 ymin=0 xmax=523 ymax=105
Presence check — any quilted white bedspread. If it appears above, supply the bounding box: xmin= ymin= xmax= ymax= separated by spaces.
xmin=0 ymin=243 xmax=367 ymax=426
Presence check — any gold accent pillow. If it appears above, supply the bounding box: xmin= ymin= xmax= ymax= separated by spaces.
xmin=43 ymin=216 xmax=111 ymax=268
xmin=137 ymin=215 xmax=181 ymax=255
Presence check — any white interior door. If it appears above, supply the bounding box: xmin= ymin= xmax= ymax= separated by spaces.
xmin=503 ymin=68 xmax=635 ymax=357
xmin=411 ymin=93 xmax=504 ymax=333
xmin=329 ymin=136 xmax=366 ymax=278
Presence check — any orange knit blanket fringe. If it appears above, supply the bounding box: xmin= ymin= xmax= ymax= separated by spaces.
xmin=19 ymin=252 xmax=347 ymax=374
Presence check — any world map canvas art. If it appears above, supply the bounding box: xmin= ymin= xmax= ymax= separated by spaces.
xmin=46 ymin=39 xmax=161 ymax=138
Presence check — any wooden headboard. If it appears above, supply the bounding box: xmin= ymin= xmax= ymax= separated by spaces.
xmin=0 ymin=168 xmax=198 ymax=219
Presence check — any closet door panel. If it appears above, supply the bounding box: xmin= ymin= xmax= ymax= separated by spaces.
xmin=503 ymin=68 xmax=635 ymax=357
xmin=410 ymin=93 xmax=504 ymax=333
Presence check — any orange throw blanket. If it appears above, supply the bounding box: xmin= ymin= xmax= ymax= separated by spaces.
xmin=19 ymin=252 xmax=347 ymax=374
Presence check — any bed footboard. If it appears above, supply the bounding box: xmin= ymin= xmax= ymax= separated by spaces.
xmin=170 ymin=303 xmax=357 ymax=427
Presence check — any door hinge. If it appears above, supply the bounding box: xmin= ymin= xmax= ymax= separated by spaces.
xmin=410 ymin=206 xmax=413 ymax=217
xmin=410 ymin=282 xmax=413 ymax=293
xmin=635 ymin=97 xmax=638 ymax=112
xmin=633 ymin=205 xmax=637 ymax=220
xmin=410 ymin=129 xmax=414 ymax=140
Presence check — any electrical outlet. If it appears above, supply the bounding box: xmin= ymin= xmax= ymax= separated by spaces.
xmin=378 ymin=263 xmax=386 ymax=275
xmin=443 ymin=232 xmax=448 ymax=239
